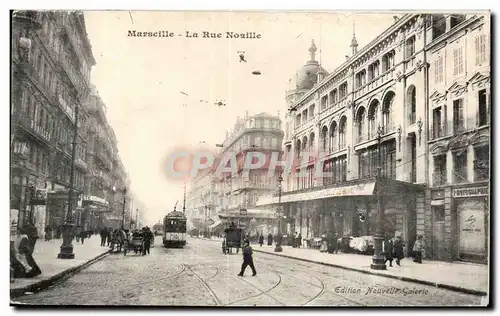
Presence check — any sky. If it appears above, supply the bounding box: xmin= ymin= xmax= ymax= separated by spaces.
xmin=83 ymin=11 xmax=398 ymax=225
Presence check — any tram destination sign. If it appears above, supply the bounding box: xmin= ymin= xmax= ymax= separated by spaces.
xmin=453 ymin=186 xmax=489 ymax=198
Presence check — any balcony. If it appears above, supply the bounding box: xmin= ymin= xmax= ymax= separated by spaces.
xmin=18 ymin=116 xmax=51 ymax=144
xmin=57 ymin=94 xmax=76 ymax=123
xmin=75 ymin=158 xmax=88 ymax=171
xmin=12 ymin=141 xmax=29 ymax=158
xmin=453 ymin=168 xmax=468 ymax=184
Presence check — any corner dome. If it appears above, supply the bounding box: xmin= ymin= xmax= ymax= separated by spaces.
xmin=296 ymin=40 xmax=329 ymax=90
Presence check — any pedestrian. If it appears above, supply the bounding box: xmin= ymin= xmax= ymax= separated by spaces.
xmin=237 ymin=240 xmax=257 ymax=277
xmin=383 ymin=235 xmax=394 ymax=267
xmin=80 ymin=230 xmax=86 ymax=245
xmin=100 ymin=228 xmax=106 ymax=246
xmin=393 ymin=235 xmax=405 ymax=266
xmin=258 ymin=234 xmax=264 ymax=247
xmin=142 ymin=227 xmax=153 ymax=255
xmin=11 ymin=227 xmax=42 ymax=278
xmin=44 ymin=225 xmax=51 ymax=241
xmin=412 ymin=235 xmax=425 ymax=264
xmin=25 ymin=224 xmax=38 ymax=254
xmin=320 ymin=231 xmax=328 ymax=253
xmin=297 ymin=233 xmax=302 ymax=248
xmin=267 ymin=233 xmax=273 ymax=246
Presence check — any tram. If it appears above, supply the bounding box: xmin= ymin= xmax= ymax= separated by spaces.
xmin=163 ymin=204 xmax=187 ymax=248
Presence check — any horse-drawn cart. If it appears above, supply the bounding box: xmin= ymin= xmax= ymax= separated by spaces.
xmin=124 ymin=235 xmax=144 ymax=255
xmin=222 ymin=227 xmax=244 ymax=254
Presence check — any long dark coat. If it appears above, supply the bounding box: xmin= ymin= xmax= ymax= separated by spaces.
xmin=393 ymin=239 xmax=404 ymax=259
xmin=383 ymin=239 xmax=394 ymax=260
xmin=267 ymin=233 xmax=273 ymax=246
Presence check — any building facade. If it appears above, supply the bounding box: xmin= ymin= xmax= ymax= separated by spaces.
xmin=11 ymin=10 xmax=132 ymax=236
xmin=185 ymin=112 xmax=284 ymax=235
xmin=426 ymin=14 xmax=490 ymax=263
xmin=215 ymin=112 xmax=284 ymax=235
xmin=257 ymin=13 xmax=490 ymax=263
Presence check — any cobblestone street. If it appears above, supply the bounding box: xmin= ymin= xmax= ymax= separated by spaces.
xmin=13 ymin=237 xmax=486 ymax=306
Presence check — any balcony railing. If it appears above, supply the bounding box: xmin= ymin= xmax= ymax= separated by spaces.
xmin=75 ymin=158 xmax=88 ymax=170
xmin=432 ymin=170 xmax=447 ymax=186
xmin=19 ymin=116 xmax=51 ymax=143
xmin=12 ymin=141 xmax=29 ymax=159
xmin=453 ymin=167 xmax=468 ymax=184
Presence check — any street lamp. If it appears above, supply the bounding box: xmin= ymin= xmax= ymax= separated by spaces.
xmin=120 ymin=187 xmax=127 ymax=229
xmin=274 ymin=173 xmax=284 ymax=252
xmin=371 ymin=125 xmax=386 ymax=270
xmin=58 ymin=104 xmax=80 ymax=260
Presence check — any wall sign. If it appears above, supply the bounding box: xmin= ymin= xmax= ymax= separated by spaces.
xmin=453 ymin=187 xmax=489 ymax=198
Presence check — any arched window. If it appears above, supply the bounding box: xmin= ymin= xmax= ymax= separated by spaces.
xmin=356 ymin=107 xmax=366 ymax=143
xmin=368 ymin=100 xmax=379 ymax=139
xmin=406 ymin=36 xmax=416 ymax=57
xmin=339 ymin=116 xmax=347 ymax=149
xmin=309 ymin=132 xmax=315 ymax=153
xmin=329 ymin=121 xmax=337 ymax=153
xmin=407 ymin=85 xmax=416 ymax=125
xmin=296 ymin=139 xmax=301 ymax=158
xmin=321 ymin=126 xmax=328 ymax=152
xmin=309 ymin=104 xmax=315 ymax=117
xmin=382 ymin=92 xmax=395 ymax=133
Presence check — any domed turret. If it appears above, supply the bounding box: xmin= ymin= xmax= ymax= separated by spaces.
xmin=296 ymin=40 xmax=328 ymax=90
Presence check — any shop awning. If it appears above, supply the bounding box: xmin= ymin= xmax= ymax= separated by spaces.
xmin=256 ymin=181 xmax=376 ymax=206
xmin=218 ymin=209 xmax=275 ymax=219
xmin=208 ymin=220 xmax=223 ymax=230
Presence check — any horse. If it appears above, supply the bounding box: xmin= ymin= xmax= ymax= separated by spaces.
xmin=110 ymin=229 xmax=127 ymax=253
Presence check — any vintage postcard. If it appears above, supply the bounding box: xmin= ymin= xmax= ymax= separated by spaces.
xmin=10 ymin=10 xmax=490 ymax=307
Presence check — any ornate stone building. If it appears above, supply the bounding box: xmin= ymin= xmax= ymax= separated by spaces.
xmin=258 ymin=13 xmax=490 ymax=263
xmin=185 ymin=112 xmax=284 ymax=235
xmin=11 ymin=11 xmax=132 ymax=235
xmin=259 ymin=14 xmax=432 ymax=254
xmin=11 ymin=11 xmax=95 ymax=237
xmin=426 ymin=14 xmax=490 ymax=263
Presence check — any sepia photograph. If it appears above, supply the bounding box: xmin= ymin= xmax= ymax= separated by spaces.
xmin=9 ymin=9 xmax=490 ymax=307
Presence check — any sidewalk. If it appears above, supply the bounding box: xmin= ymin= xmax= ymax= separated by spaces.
xmin=198 ymin=237 xmax=488 ymax=295
xmin=252 ymin=244 xmax=488 ymax=296
xmin=10 ymin=235 xmax=110 ymax=297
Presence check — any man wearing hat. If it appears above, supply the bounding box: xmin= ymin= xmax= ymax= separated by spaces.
xmin=237 ymin=239 xmax=257 ymax=277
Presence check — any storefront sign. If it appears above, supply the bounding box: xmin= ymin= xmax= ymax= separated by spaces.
xmin=453 ymin=187 xmax=489 ymax=198
xmin=31 ymin=189 xmax=48 ymax=206
xmin=82 ymin=195 xmax=109 ymax=205
xmin=256 ymin=182 xmax=376 ymax=206
xmin=457 ymin=199 xmax=486 ymax=256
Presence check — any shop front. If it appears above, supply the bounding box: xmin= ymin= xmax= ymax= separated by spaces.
xmin=81 ymin=195 xmax=110 ymax=231
xmin=428 ymin=184 xmax=489 ymax=263
xmin=257 ymin=178 xmax=424 ymax=255
xmin=453 ymin=185 xmax=489 ymax=263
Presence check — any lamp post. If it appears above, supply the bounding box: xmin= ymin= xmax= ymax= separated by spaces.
xmin=371 ymin=125 xmax=386 ymax=270
xmin=136 ymin=208 xmax=139 ymax=230
xmin=121 ymin=188 xmax=127 ymax=229
xmin=274 ymin=173 xmax=284 ymax=252
xmin=58 ymin=104 xmax=80 ymax=259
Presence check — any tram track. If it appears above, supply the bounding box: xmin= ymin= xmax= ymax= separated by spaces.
xmin=257 ymin=255 xmax=424 ymax=306
xmin=182 ymin=264 xmax=222 ymax=306
xmin=19 ymin=263 xmax=189 ymax=301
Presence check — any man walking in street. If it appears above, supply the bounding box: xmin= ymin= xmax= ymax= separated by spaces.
xmin=237 ymin=240 xmax=257 ymax=277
